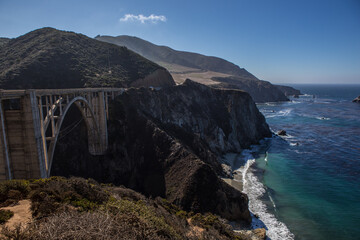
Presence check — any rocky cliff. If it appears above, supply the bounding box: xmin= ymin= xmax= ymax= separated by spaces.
xmin=119 ymin=79 xmax=271 ymax=153
xmin=0 ymin=28 xmax=175 ymax=89
xmin=275 ymin=84 xmax=302 ymax=96
xmin=212 ymin=76 xmax=289 ymax=103
xmin=51 ymin=80 xmax=271 ymax=223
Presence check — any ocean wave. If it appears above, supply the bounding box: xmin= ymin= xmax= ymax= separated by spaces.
xmin=238 ymin=151 xmax=295 ymax=240
xmin=266 ymin=109 xmax=293 ymax=118
xmin=265 ymin=103 xmax=277 ymax=106
xmin=298 ymin=113 xmax=330 ymax=121
xmin=268 ymin=193 xmax=277 ymax=211
xmin=315 ymin=116 xmax=330 ymax=120
xmin=278 ymin=133 xmax=295 ymax=139
xmin=264 ymin=152 xmax=268 ymax=162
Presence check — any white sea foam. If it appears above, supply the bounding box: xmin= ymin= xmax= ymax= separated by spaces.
xmin=267 ymin=108 xmax=293 ymax=118
xmin=237 ymin=150 xmax=295 ymax=240
xmin=300 ymin=113 xmax=330 ymax=121
xmin=264 ymin=152 xmax=268 ymax=162
xmin=316 ymin=116 xmax=330 ymax=120
xmin=280 ymin=133 xmax=295 ymax=140
xmin=264 ymin=102 xmax=280 ymax=106
xmin=268 ymin=193 xmax=277 ymax=211
xmin=289 ymin=142 xmax=298 ymax=146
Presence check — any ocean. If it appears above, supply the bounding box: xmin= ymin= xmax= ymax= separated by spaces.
xmin=237 ymin=84 xmax=360 ymax=240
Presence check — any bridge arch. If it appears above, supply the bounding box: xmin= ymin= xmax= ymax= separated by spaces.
xmin=0 ymin=88 xmax=123 ymax=180
xmin=45 ymin=96 xmax=102 ymax=177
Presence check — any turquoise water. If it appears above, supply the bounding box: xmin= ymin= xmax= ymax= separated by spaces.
xmin=248 ymin=85 xmax=360 ymax=240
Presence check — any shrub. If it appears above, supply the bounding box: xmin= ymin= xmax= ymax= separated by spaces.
xmin=0 ymin=209 xmax=13 ymax=224
xmin=106 ymin=197 xmax=182 ymax=240
xmin=0 ymin=180 xmax=30 ymax=207
xmin=28 ymin=177 xmax=109 ymax=218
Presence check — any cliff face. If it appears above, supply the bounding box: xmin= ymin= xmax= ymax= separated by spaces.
xmin=0 ymin=28 xmax=175 ymax=89
xmin=275 ymin=84 xmax=302 ymax=96
xmin=120 ymin=79 xmax=271 ymax=153
xmin=212 ymin=76 xmax=289 ymax=103
xmin=51 ymin=81 xmax=271 ymax=223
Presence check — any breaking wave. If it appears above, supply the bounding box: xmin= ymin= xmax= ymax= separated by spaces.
xmin=236 ymin=150 xmax=295 ymax=240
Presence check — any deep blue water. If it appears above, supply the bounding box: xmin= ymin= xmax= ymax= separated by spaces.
xmin=252 ymin=85 xmax=360 ymax=240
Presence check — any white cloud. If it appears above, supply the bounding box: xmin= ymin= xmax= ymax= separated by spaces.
xmin=120 ymin=14 xmax=167 ymax=24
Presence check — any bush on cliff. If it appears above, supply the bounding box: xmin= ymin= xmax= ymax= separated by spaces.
xmin=0 ymin=177 xmax=248 ymax=240
xmin=0 ymin=209 xmax=13 ymax=224
xmin=0 ymin=180 xmax=30 ymax=207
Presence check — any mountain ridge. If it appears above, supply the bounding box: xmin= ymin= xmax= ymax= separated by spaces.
xmin=96 ymin=35 xmax=298 ymax=102
xmin=0 ymin=28 xmax=175 ymax=89
xmin=96 ymin=35 xmax=257 ymax=79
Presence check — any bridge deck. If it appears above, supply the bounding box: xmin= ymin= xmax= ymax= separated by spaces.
xmin=0 ymin=88 xmax=124 ymax=99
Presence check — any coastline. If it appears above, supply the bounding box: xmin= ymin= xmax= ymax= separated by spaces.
xmin=222 ymin=145 xmax=295 ymax=240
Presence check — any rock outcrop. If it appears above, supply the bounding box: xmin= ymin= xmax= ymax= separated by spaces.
xmin=352 ymin=96 xmax=360 ymax=103
xmin=212 ymin=76 xmax=289 ymax=103
xmin=0 ymin=28 xmax=175 ymax=89
xmin=277 ymin=130 xmax=287 ymax=136
xmin=275 ymin=85 xmax=302 ymax=97
xmin=51 ymin=80 xmax=271 ymax=223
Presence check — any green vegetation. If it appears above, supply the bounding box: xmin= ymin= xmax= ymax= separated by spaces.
xmin=0 ymin=27 xmax=173 ymax=89
xmin=0 ymin=177 xmax=246 ymax=240
xmin=0 ymin=179 xmax=30 ymax=207
xmin=0 ymin=209 xmax=13 ymax=224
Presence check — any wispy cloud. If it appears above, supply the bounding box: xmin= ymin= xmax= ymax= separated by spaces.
xmin=119 ymin=14 xmax=167 ymax=24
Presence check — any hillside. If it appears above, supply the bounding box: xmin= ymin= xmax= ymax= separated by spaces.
xmin=275 ymin=84 xmax=302 ymax=96
xmin=0 ymin=177 xmax=265 ymax=239
xmin=0 ymin=28 xmax=175 ymax=89
xmin=0 ymin=38 xmax=10 ymax=48
xmin=96 ymin=35 xmax=256 ymax=79
xmin=212 ymin=76 xmax=289 ymax=102
xmin=96 ymin=35 xmax=294 ymax=102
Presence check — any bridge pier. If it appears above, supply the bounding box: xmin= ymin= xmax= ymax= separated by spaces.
xmin=0 ymin=88 xmax=123 ymax=180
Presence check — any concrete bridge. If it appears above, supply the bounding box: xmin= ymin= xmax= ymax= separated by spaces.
xmin=0 ymin=88 xmax=124 ymax=180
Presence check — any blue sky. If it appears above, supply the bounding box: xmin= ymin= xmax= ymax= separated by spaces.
xmin=1 ymin=0 xmax=359 ymax=84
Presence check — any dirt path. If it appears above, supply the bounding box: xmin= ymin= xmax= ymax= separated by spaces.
xmin=0 ymin=199 xmax=32 ymax=230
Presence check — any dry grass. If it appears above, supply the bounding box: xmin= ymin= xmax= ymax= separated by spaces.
xmin=171 ymin=70 xmax=231 ymax=85
xmin=0 ymin=177 xmax=247 ymax=240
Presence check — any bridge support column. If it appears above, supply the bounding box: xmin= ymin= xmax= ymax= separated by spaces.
xmin=0 ymin=101 xmax=12 ymax=180
xmin=98 ymin=91 xmax=108 ymax=152
xmin=29 ymin=91 xmax=47 ymax=178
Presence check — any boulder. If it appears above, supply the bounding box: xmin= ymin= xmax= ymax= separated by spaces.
xmin=277 ymin=130 xmax=287 ymax=136
xmin=352 ymin=96 xmax=360 ymax=103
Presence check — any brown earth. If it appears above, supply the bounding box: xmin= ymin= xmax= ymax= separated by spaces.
xmin=0 ymin=200 xmax=32 ymax=230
